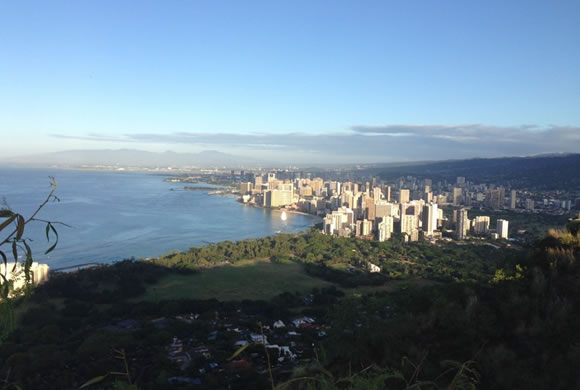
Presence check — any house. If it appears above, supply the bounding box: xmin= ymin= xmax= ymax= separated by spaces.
xmin=292 ymin=316 xmax=315 ymax=327
xmin=250 ymin=333 xmax=268 ymax=344
xmin=367 ymin=262 xmax=381 ymax=273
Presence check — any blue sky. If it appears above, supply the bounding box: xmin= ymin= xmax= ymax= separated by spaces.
xmin=1 ymin=0 xmax=579 ymax=163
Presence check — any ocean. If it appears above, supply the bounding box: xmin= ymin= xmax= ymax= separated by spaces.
xmin=0 ymin=168 xmax=317 ymax=269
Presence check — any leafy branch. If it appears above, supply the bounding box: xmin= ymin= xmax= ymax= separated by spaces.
xmin=0 ymin=176 xmax=65 ymax=299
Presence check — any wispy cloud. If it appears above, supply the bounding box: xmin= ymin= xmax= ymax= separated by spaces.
xmin=49 ymin=124 xmax=580 ymax=163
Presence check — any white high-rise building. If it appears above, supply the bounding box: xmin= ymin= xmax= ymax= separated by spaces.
xmin=378 ymin=216 xmax=394 ymax=242
xmin=473 ymin=216 xmax=491 ymax=234
xmin=457 ymin=208 xmax=469 ymax=240
xmin=497 ymin=219 xmax=509 ymax=239
xmin=400 ymin=214 xmax=417 ymax=236
xmin=398 ymin=189 xmax=410 ymax=204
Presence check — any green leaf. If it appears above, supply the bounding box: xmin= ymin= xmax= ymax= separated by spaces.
xmin=0 ymin=272 xmax=9 ymax=300
xmin=23 ymin=240 xmax=32 ymax=260
xmin=45 ymin=242 xmax=58 ymax=255
xmin=78 ymin=375 xmax=108 ymax=389
xmin=0 ymin=250 xmax=7 ymax=269
xmin=0 ymin=210 xmax=14 ymax=218
xmin=11 ymin=241 xmax=18 ymax=262
xmin=0 ymin=214 xmax=16 ymax=232
xmin=15 ymin=215 xmax=25 ymax=240
xmin=227 ymin=343 xmax=250 ymax=360
xmin=45 ymin=223 xmax=59 ymax=254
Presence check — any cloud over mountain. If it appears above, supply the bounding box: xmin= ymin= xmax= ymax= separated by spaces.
xmin=50 ymin=124 xmax=580 ymax=163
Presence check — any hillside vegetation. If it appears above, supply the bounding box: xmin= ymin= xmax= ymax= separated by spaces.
xmin=0 ymin=222 xmax=578 ymax=389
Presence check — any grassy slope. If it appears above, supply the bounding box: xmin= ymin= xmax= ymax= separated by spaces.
xmin=138 ymin=260 xmax=438 ymax=302
xmin=138 ymin=261 xmax=335 ymax=301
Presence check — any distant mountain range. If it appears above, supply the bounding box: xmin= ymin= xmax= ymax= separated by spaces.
xmin=0 ymin=149 xmax=268 ymax=169
xmin=371 ymin=153 xmax=580 ymax=191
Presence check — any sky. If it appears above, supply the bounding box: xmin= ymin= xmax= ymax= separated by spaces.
xmin=1 ymin=0 xmax=579 ymax=164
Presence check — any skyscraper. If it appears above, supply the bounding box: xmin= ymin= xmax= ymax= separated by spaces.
xmin=378 ymin=216 xmax=394 ymax=242
xmin=421 ymin=203 xmax=438 ymax=237
xmin=364 ymin=197 xmax=376 ymax=221
xmin=457 ymin=208 xmax=469 ymax=240
xmin=526 ymin=199 xmax=535 ymax=210
xmin=497 ymin=219 xmax=509 ymax=239
xmin=510 ymin=189 xmax=517 ymax=209
xmin=400 ymin=214 xmax=417 ymax=237
xmin=385 ymin=186 xmax=391 ymax=202
xmin=485 ymin=187 xmax=505 ymax=209
xmin=473 ymin=216 xmax=490 ymax=234
xmin=399 ymin=189 xmax=410 ymax=204
xmin=453 ymin=187 xmax=462 ymax=206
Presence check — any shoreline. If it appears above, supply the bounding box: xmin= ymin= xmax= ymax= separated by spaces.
xmin=240 ymin=201 xmax=323 ymax=222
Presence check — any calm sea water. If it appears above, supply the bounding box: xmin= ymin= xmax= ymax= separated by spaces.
xmin=0 ymin=168 xmax=316 ymax=269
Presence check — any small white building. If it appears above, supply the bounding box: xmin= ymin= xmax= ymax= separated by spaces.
xmin=367 ymin=262 xmax=381 ymax=273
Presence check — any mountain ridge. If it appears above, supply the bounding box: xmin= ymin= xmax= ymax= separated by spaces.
xmin=0 ymin=149 xmax=268 ymax=169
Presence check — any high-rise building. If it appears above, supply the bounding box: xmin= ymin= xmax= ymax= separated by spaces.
xmin=485 ymin=187 xmax=505 ymax=209
xmin=375 ymin=201 xmax=397 ymax=219
xmin=399 ymin=189 xmax=410 ymax=204
xmin=373 ymin=187 xmax=382 ymax=200
xmin=384 ymin=185 xmax=391 ymax=202
xmin=356 ymin=219 xmax=373 ymax=237
xmin=473 ymin=216 xmax=490 ymax=234
xmin=453 ymin=187 xmax=462 ymax=206
xmin=264 ymin=188 xmax=293 ymax=207
xmin=364 ymin=197 xmax=376 ymax=221
xmin=400 ymin=214 xmax=417 ymax=236
xmin=323 ymin=207 xmax=354 ymax=236
xmin=457 ymin=208 xmax=469 ymax=240
xmin=456 ymin=176 xmax=466 ymax=184
xmin=510 ymin=190 xmax=517 ymax=209
xmin=525 ymin=199 xmax=535 ymax=210
xmin=240 ymin=182 xmax=253 ymax=194
xmin=311 ymin=178 xmax=324 ymax=196
xmin=378 ymin=216 xmax=394 ymax=242
xmin=421 ymin=203 xmax=438 ymax=237
xmin=497 ymin=219 xmax=509 ymax=239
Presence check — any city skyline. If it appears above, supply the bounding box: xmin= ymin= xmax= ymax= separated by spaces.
xmin=1 ymin=1 xmax=579 ymax=163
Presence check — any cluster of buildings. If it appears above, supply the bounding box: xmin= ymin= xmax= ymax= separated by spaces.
xmin=239 ymin=173 xmax=525 ymax=243
xmin=156 ymin=308 xmax=329 ymax=386
xmin=455 ymin=209 xmax=510 ymax=240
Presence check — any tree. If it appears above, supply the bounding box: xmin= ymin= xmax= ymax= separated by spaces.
xmin=0 ymin=177 xmax=62 ymax=340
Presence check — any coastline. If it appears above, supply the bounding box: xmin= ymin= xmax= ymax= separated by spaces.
xmin=1 ymin=168 xmax=321 ymax=269
xmin=239 ymin=201 xmax=323 ymax=222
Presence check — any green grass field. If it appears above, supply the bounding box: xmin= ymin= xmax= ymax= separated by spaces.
xmin=139 ymin=261 xmax=335 ymax=301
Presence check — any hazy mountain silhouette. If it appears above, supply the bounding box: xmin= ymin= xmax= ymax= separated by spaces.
xmin=0 ymin=149 xmax=267 ymax=168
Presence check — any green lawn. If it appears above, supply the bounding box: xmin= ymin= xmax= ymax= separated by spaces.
xmin=139 ymin=262 xmax=335 ymax=301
